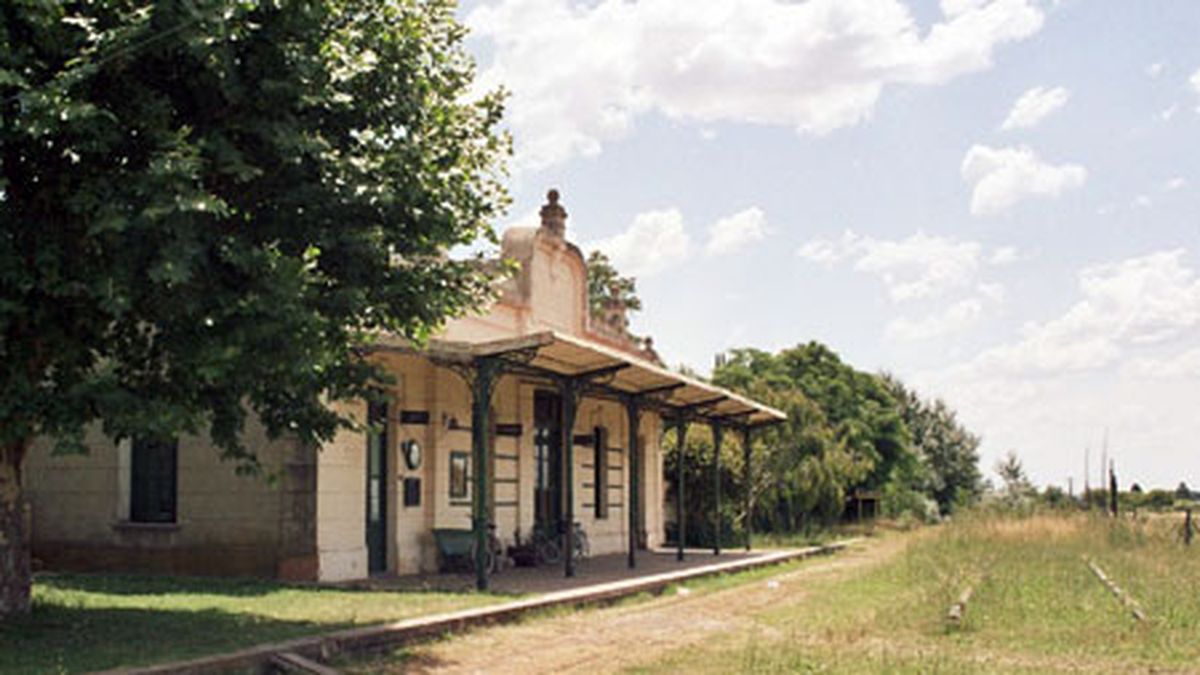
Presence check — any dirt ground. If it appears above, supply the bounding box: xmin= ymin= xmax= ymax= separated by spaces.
xmin=352 ymin=536 xmax=906 ymax=674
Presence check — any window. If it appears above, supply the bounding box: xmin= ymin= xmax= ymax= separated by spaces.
xmin=130 ymin=436 xmax=178 ymax=523
xmin=449 ymin=451 xmax=470 ymax=500
xmin=594 ymin=426 xmax=608 ymax=519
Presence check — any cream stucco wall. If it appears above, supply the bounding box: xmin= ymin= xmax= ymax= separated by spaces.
xmin=25 ymin=417 xmax=298 ymax=577
xmin=315 ymin=399 xmax=368 ymax=582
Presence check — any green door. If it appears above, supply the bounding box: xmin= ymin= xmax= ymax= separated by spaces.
xmin=533 ymin=391 xmax=563 ymax=536
xmin=366 ymin=401 xmax=388 ymax=574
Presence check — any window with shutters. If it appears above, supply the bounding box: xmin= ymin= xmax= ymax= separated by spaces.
xmin=130 ymin=436 xmax=178 ymax=523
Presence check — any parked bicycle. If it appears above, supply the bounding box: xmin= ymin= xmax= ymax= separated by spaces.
xmin=524 ymin=521 xmax=589 ymax=565
xmin=571 ymin=521 xmax=590 ymax=561
xmin=468 ymin=523 xmax=505 ymax=575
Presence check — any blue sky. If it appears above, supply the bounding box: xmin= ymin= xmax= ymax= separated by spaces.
xmin=458 ymin=0 xmax=1200 ymax=490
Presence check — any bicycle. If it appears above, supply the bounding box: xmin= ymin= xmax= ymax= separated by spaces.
xmin=571 ymin=521 xmax=590 ymax=561
xmin=468 ymin=523 xmax=505 ymax=575
xmin=526 ymin=522 xmax=589 ymax=565
xmin=529 ymin=526 xmax=562 ymax=565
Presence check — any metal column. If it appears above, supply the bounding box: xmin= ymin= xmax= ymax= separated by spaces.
xmin=560 ymin=379 xmax=579 ymax=577
xmin=675 ymin=415 xmax=688 ymax=562
xmin=712 ymin=422 xmax=723 ymax=556
xmin=471 ymin=358 xmax=500 ymax=591
xmin=625 ymin=397 xmax=641 ymax=569
xmin=742 ymin=425 xmax=753 ymax=552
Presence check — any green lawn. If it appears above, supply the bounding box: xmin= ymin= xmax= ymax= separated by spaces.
xmin=0 ymin=573 xmax=507 ymax=674
xmin=637 ymin=512 xmax=1200 ymax=673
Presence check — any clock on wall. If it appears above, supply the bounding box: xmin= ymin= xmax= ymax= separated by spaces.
xmin=401 ymin=439 xmax=422 ymax=471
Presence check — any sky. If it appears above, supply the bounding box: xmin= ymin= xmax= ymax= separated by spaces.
xmin=456 ymin=0 xmax=1200 ymax=491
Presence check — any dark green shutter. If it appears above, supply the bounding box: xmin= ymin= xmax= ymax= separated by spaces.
xmin=131 ymin=437 xmax=178 ymax=523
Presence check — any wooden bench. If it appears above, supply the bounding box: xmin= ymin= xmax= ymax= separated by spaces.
xmin=432 ymin=528 xmax=475 ymax=572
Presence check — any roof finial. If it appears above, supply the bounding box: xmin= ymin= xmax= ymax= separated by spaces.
xmin=540 ymin=188 xmax=567 ymax=237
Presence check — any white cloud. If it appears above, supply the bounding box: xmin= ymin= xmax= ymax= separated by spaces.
xmin=1132 ymin=195 xmax=1152 ymax=209
xmin=976 ymin=281 xmax=1006 ymax=303
xmin=796 ymin=234 xmax=856 ymax=267
xmin=591 ymin=208 xmax=692 ymax=277
xmin=886 ymin=297 xmax=985 ymax=341
xmin=1192 ymin=67 xmax=1200 ymax=111
xmin=1125 ymin=348 xmax=1200 ymax=379
xmin=1164 ymin=177 xmax=1187 ymax=192
xmin=1000 ymin=86 xmax=1069 ymax=130
xmin=988 ymin=246 xmax=1019 ymax=265
xmin=1146 ymin=62 xmax=1165 ymax=79
xmin=1160 ymin=104 xmax=1179 ymax=122
xmin=961 ymin=144 xmax=1087 ymax=216
xmin=962 ymin=250 xmax=1200 ymax=375
xmin=469 ymin=0 xmax=1045 ymax=170
xmin=591 ymin=205 xmax=769 ymax=275
xmin=796 ymin=230 xmax=1008 ymax=303
xmin=705 ymin=207 xmax=768 ymax=256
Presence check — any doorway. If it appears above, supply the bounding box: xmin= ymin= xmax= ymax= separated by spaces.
xmin=533 ymin=391 xmax=563 ymax=536
xmin=366 ymin=401 xmax=388 ymax=574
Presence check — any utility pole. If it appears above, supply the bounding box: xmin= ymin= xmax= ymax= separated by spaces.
xmin=1100 ymin=429 xmax=1109 ymax=501
xmin=1109 ymin=460 xmax=1118 ymax=517
xmin=1084 ymin=446 xmax=1090 ymax=506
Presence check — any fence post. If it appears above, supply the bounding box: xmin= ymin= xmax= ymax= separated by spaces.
xmin=1186 ymin=508 xmax=1193 ymax=546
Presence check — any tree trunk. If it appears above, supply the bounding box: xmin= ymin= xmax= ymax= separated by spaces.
xmin=0 ymin=440 xmax=31 ymax=618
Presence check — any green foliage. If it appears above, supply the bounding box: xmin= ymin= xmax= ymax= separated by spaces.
xmin=715 ymin=343 xmax=912 ymax=491
xmin=702 ymin=343 xmax=918 ymax=532
xmin=882 ymin=374 xmax=983 ymax=515
xmin=880 ymin=483 xmax=940 ymax=523
xmin=991 ymin=451 xmax=1035 ymax=512
xmin=585 ymin=250 xmax=641 ymax=317
xmin=0 ymin=0 xmax=508 ymax=464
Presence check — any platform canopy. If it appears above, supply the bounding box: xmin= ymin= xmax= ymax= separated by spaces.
xmin=378 ymin=330 xmax=785 ymax=427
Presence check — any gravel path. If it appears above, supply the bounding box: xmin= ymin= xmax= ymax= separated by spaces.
xmin=346 ymin=537 xmax=899 ymax=674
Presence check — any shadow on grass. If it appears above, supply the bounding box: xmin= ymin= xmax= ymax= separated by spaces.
xmin=36 ymin=572 xmax=290 ymax=598
xmin=38 ymin=572 xmax=516 ymax=599
xmin=0 ymin=603 xmax=344 ymax=674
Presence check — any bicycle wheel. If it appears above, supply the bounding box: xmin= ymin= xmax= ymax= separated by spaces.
xmin=537 ymin=538 xmax=561 ymax=565
xmin=467 ymin=542 xmax=497 ymax=574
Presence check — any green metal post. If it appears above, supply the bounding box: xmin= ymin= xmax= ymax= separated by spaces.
xmin=625 ymin=397 xmax=641 ymax=569
xmin=676 ymin=416 xmax=688 ymax=562
xmin=712 ymin=422 xmax=723 ymax=556
xmin=561 ymin=379 xmax=579 ymax=577
xmin=742 ymin=426 xmax=752 ymax=552
xmin=471 ymin=358 xmax=498 ymax=591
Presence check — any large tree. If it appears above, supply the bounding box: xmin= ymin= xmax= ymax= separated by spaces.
xmin=882 ymin=374 xmax=982 ymax=514
xmin=0 ymin=0 xmax=507 ymax=617
xmin=715 ymin=343 xmax=912 ymax=492
xmin=711 ymin=343 xmax=911 ymax=530
xmin=585 ymin=250 xmax=641 ymax=318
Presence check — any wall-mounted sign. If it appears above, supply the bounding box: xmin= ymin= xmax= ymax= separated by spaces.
xmin=495 ymin=423 xmax=523 ymax=437
xmin=400 ymin=410 xmax=430 ymax=425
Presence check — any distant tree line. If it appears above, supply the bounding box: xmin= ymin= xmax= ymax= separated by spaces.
xmin=663 ymin=342 xmax=984 ymax=547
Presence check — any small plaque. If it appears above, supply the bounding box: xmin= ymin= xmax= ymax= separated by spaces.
xmin=400 ymin=410 xmax=430 ymax=425
xmin=403 ymin=477 xmax=421 ymax=507
xmin=495 ymin=423 xmax=523 ymax=437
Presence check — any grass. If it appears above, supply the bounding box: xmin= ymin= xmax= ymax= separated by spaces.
xmin=0 ymin=573 xmax=507 ymax=674
xmin=637 ymin=511 xmax=1200 ymax=673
